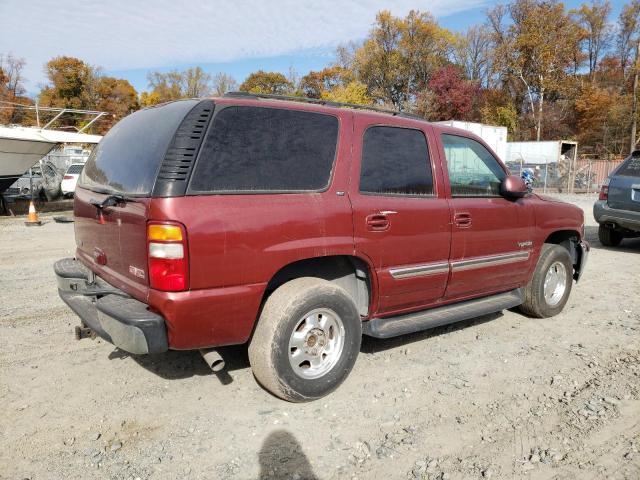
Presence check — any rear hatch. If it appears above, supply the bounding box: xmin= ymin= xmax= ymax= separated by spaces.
xmin=608 ymin=154 xmax=640 ymax=213
xmin=74 ymin=99 xmax=200 ymax=301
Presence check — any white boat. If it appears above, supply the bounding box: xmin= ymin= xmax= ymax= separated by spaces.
xmin=0 ymin=125 xmax=102 ymax=194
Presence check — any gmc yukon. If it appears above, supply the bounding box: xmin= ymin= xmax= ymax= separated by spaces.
xmin=55 ymin=93 xmax=589 ymax=401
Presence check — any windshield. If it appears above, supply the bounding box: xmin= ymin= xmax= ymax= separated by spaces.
xmin=79 ymin=100 xmax=198 ymax=195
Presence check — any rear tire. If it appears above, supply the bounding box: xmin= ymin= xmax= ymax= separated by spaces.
xmin=519 ymin=244 xmax=573 ymax=318
xmin=598 ymin=224 xmax=623 ymax=247
xmin=248 ymin=277 xmax=362 ymax=402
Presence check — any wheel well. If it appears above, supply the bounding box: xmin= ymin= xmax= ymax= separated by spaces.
xmin=544 ymin=230 xmax=581 ymax=276
xmin=265 ymin=256 xmax=371 ymax=316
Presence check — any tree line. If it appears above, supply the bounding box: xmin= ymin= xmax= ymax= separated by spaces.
xmin=2 ymin=0 xmax=640 ymax=156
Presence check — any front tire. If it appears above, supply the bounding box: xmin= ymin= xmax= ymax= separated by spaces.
xmin=519 ymin=244 xmax=573 ymax=318
xmin=248 ymin=277 xmax=362 ymax=402
xmin=598 ymin=224 xmax=623 ymax=247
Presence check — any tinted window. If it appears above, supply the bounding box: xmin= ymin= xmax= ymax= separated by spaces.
xmin=618 ymin=155 xmax=640 ymax=177
xmin=442 ymin=134 xmax=506 ymax=197
xmin=360 ymin=126 xmax=433 ymax=195
xmin=189 ymin=106 xmax=338 ymax=193
xmin=80 ymin=100 xmax=198 ymax=195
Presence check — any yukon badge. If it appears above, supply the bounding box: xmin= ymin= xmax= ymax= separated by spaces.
xmin=129 ymin=265 xmax=145 ymax=279
xmin=518 ymin=241 xmax=533 ymax=248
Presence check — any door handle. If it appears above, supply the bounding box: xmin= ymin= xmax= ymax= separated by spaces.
xmin=454 ymin=212 xmax=472 ymax=228
xmin=366 ymin=213 xmax=390 ymax=231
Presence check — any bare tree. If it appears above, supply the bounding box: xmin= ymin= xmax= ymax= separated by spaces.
xmin=455 ymin=25 xmax=491 ymax=86
xmin=212 ymin=72 xmax=237 ymax=96
xmin=183 ymin=67 xmax=212 ymax=97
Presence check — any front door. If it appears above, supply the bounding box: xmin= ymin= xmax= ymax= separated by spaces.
xmin=438 ymin=133 xmax=534 ymax=299
xmin=350 ymin=119 xmax=451 ymax=316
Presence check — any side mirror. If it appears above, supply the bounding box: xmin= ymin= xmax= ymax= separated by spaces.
xmin=500 ymin=175 xmax=528 ymax=198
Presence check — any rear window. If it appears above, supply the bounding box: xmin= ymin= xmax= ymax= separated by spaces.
xmin=67 ymin=164 xmax=84 ymax=174
xmin=79 ymin=100 xmax=198 ymax=195
xmin=617 ymin=155 xmax=640 ymax=177
xmin=188 ymin=106 xmax=339 ymax=193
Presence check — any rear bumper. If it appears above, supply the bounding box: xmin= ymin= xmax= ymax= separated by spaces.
xmin=54 ymin=258 xmax=168 ymax=354
xmin=593 ymin=200 xmax=640 ymax=232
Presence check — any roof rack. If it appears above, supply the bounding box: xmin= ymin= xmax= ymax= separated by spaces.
xmin=223 ymin=91 xmax=424 ymax=120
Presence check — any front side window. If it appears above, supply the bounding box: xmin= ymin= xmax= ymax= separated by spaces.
xmin=360 ymin=126 xmax=433 ymax=196
xmin=441 ymin=134 xmax=506 ymax=197
xmin=189 ymin=106 xmax=339 ymax=193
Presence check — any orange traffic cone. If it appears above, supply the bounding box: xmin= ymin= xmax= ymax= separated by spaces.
xmin=24 ymin=200 xmax=42 ymax=226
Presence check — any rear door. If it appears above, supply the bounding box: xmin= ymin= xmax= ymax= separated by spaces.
xmin=438 ymin=132 xmax=534 ymax=300
xmin=608 ymin=154 xmax=640 ymax=212
xmin=74 ymin=100 xmax=200 ymax=301
xmin=349 ymin=118 xmax=451 ymax=316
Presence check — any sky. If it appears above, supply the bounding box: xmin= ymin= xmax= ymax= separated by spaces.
xmin=0 ymin=0 xmax=630 ymax=95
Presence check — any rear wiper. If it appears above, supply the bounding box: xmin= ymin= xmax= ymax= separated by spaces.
xmin=89 ymin=194 xmax=127 ymax=209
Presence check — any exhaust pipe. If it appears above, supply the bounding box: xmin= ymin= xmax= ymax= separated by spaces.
xmin=200 ymin=348 xmax=225 ymax=372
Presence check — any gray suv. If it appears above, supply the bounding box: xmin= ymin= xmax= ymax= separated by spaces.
xmin=594 ymin=152 xmax=640 ymax=246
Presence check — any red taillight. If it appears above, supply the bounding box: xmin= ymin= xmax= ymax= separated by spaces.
xmin=63 ymin=175 xmax=74 ymax=180
xmin=598 ymin=185 xmax=608 ymax=201
xmin=147 ymin=222 xmax=188 ymax=292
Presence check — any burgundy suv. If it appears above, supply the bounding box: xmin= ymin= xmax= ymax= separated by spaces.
xmin=55 ymin=93 xmax=588 ymax=401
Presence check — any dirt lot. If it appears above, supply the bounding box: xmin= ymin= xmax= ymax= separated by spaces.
xmin=1 ymin=194 xmax=639 ymax=480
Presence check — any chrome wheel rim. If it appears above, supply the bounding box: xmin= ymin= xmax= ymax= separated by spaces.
xmin=288 ymin=308 xmax=345 ymax=379
xmin=543 ymin=261 xmax=567 ymax=306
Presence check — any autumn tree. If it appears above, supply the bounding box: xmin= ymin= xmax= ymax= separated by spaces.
xmin=573 ymin=0 xmax=612 ymax=79
xmin=145 ymin=70 xmax=184 ymax=104
xmin=39 ymin=56 xmax=100 ymax=110
xmin=489 ymin=0 xmax=583 ymax=141
xmin=299 ymin=66 xmax=352 ymax=98
xmin=351 ymin=10 xmax=454 ymax=110
xmin=94 ymin=77 xmax=139 ymax=133
xmin=239 ymin=70 xmax=292 ymax=94
xmin=0 ymin=53 xmax=30 ymax=124
xmin=424 ymin=65 xmax=479 ymax=120
xmin=38 ymin=56 xmax=139 ymax=132
xmin=575 ymin=83 xmax=629 ymax=154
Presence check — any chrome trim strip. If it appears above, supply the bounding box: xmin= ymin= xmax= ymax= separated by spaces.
xmin=389 ymin=262 xmax=450 ymax=279
xmin=451 ymin=251 xmax=530 ymax=272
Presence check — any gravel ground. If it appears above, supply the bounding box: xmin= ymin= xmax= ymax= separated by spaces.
xmin=1 ymin=194 xmax=639 ymax=480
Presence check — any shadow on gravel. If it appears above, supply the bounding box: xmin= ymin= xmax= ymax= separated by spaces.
xmin=108 ymin=344 xmax=251 ymax=383
xmin=361 ymin=311 xmax=503 ymax=354
xmin=258 ymin=430 xmax=317 ymax=480
xmin=585 ymin=225 xmax=640 ymax=252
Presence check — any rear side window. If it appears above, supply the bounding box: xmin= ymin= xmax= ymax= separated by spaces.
xmin=80 ymin=100 xmax=198 ymax=195
xmin=617 ymin=155 xmax=640 ymax=177
xmin=442 ymin=134 xmax=506 ymax=197
xmin=189 ymin=106 xmax=339 ymax=193
xmin=360 ymin=126 xmax=433 ymax=196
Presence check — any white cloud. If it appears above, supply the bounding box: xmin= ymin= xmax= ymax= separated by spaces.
xmin=1 ymin=0 xmax=487 ymax=89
